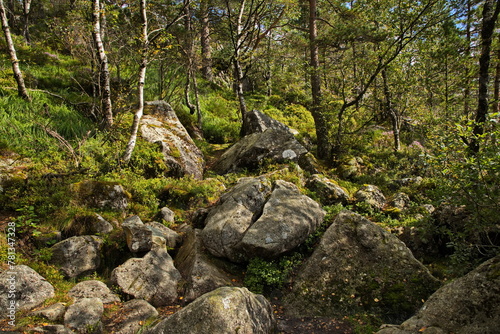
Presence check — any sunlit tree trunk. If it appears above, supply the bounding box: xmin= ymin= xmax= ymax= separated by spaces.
xmin=92 ymin=0 xmax=113 ymax=129
xmin=0 ymin=0 xmax=30 ymax=101
xmin=123 ymin=0 xmax=148 ymax=163
xmin=200 ymin=0 xmax=213 ymax=81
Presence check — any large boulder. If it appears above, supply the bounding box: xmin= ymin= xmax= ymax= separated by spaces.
xmin=145 ymin=287 xmax=276 ymax=334
xmin=175 ymin=228 xmax=235 ymax=302
xmin=201 ymin=177 xmax=324 ymax=262
xmin=110 ymin=247 xmax=182 ymax=307
xmin=376 ymin=255 xmax=500 ymax=334
xmin=305 ymin=174 xmax=350 ymax=205
xmin=0 ymin=265 xmax=55 ymax=319
xmin=73 ymin=181 xmax=129 ymax=211
xmin=242 ymin=109 xmax=294 ymax=136
xmin=121 ymin=216 xmax=153 ymax=253
xmin=211 ymin=129 xmax=307 ymax=175
xmin=145 ymin=221 xmax=182 ymax=250
xmin=354 ymin=184 xmax=387 ymax=211
xmin=68 ymin=280 xmax=120 ymax=304
xmin=284 ymin=210 xmax=440 ymax=322
xmin=50 ymin=236 xmax=103 ymax=278
xmin=140 ymin=101 xmax=205 ymax=179
xmin=64 ymin=297 xmax=104 ymax=334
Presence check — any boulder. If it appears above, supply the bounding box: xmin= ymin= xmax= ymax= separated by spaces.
xmin=390 ymin=192 xmax=411 ymax=211
xmin=202 ymin=177 xmax=324 ymax=262
xmin=354 ymin=184 xmax=387 ymax=211
xmin=211 ymin=129 xmax=307 ymax=175
xmin=68 ymin=280 xmax=120 ymax=304
xmin=242 ymin=109 xmax=294 ymax=136
xmin=305 ymin=174 xmax=350 ymax=205
xmin=30 ymin=302 xmax=66 ymax=321
xmin=106 ymin=299 xmax=158 ymax=334
xmin=0 ymin=265 xmax=55 ymax=319
xmin=50 ymin=236 xmax=103 ymax=278
xmin=238 ymin=180 xmax=325 ymax=259
xmin=110 ymin=247 xmax=182 ymax=307
xmin=201 ymin=177 xmax=272 ymax=262
xmin=338 ymin=156 xmax=363 ymax=179
xmin=31 ymin=325 xmax=75 ymax=334
xmin=175 ymin=228 xmax=235 ymax=302
xmin=64 ymin=297 xmax=104 ymax=334
xmin=145 ymin=287 xmax=276 ymax=334
xmin=64 ymin=214 xmax=113 ymax=237
xmin=140 ymin=101 xmax=205 ymax=179
xmin=158 ymin=206 xmax=175 ymax=223
xmin=376 ymin=255 xmax=500 ymax=334
xmin=145 ymin=221 xmax=182 ymax=249
xmin=122 ymin=216 xmax=152 ymax=253
xmin=73 ymin=181 xmax=129 ymax=211
xmin=284 ymin=210 xmax=440 ymax=322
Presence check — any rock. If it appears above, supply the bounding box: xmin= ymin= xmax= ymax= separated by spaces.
xmin=73 ymin=181 xmax=129 ymax=211
xmin=122 ymin=216 xmax=152 ymax=253
xmin=242 ymin=109 xmax=294 ymax=136
xmin=390 ymin=192 xmax=411 ymax=210
xmin=297 ymin=152 xmax=321 ymax=175
xmin=376 ymin=255 xmax=500 ymax=334
xmin=202 ymin=178 xmax=324 ymax=262
xmin=110 ymin=247 xmax=182 ymax=307
xmin=201 ymin=177 xmax=272 ymax=262
xmin=31 ymin=325 xmax=75 ymax=334
xmin=158 ymin=206 xmax=175 ymax=223
xmin=140 ymin=101 xmax=205 ymax=179
xmin=50 ymin=236 xmax=103 ymax=278
xmin=354 ymin=184 xmax=387 ymax=211
xmin=238 ymin=180 xmax=325 ymax=259
xmin=284 ymin=210 xmax=440 ymax=322
xmin=31 ymin=302 xmax=66 ymax=321
xmin=305 ymin=174 xmax=350 ymax=205
xmin=211 ymin=129 xmax=308 ymax=175
xmin=68 ymin=280 xmax=120 ymax=304
xmin=106 ymin=299 xmax=158 ymax=334
xmin=64 ymin=297 xmax=104 ymax=334
xmin=145 ymin=221 xmax=182 ymax=249
xmin=145 ymin=287 xmax=276 ymax=334
xmin=0 ymin=265 xmax=55 ymax=319
xmin=63 ymin=214 xmax=113 ymax=237
xmin=338 ymin=156 xmax=363 ymax=179
xmin=175 ymin=228 xmax=235 ymax=302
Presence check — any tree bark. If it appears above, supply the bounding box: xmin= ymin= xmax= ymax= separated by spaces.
xmin=469 ymin=0 xmax=500 ymax=153
xmin=123 ymin=0 xmax=148 ymax=163
xmin=382 ymin=68 xmax=401 ymax=152
xmin=200 ymin=0 xmax=213 ymax=81
xmin=92 ymin=0 xmax=113 ymax=129
xmin=22 ymin=0 xmax=31 ymax=44
xmin=308 ymin=0 xmax=331 ymax=160
xmin=0 ymin=0 xmax=30 ymax=101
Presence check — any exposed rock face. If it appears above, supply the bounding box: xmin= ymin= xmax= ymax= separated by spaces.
xmin=211 ymin=129 xmax=307 ymax=175
xmin=110 ymin=247 xmax=182 ymax=307
xmin=68 ymin=280 xmax=120 ymax=304
xmin=354 ymin=184 xmax=387 ymax=211
xmin=145 ymin=221 xmax=182 ymax=250
xmin=140 ymin=101 xmax=205 ymax=179
xmin=376 ymin=255 xmax=500 ymax=334
xmin=175 ymin=228 xmax=235 ymax=302
xmin=122 ymin=216 xmax=152 ymax=253
xmin=106 ymin=299 xmax=158 ymax=334
xmin=73 ymin=181 xmax=129 ymax=211
xmin=284 ymin=210 xmax=440 ymax=322
xmin=242 ymin=109 xmax=294 ymax=136
xmin=50 ymin=236 xmax=103 ymax=278
xmin=0 ymin=265 xmax=55 ymax=319
xmin=64 ymin=297 xmax=104 ymax=334
xmin=305 ymin=174 xmax=350 ymax=205
xmin=201 ymin=177 xmax=324 ymax=262
xmin=145 ymin=287 xmax=276 ymax=334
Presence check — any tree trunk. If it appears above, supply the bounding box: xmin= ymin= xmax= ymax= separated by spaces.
xmin=233 ymin=0 xmax=249 ymax=132
xmin=22 ymin=0 xmax=31 ymax=44
xmin=470 ymin=0 xmax=500 ymax=153
xmin=0 ymin=0 xmax=30 ymax=101
xmin=92 ymin=0 xmax=113 ymax=129
xmin=382 ymin=68 xmax=401 ymax=152
xmin=200 ymin=0 xmax=213 ymax=81
xmin=464 ymin=0 xmax=473 ymax=116
xmin=123 ymin=0 xmax=147 ymax=163
xmin=308 ymin=0 xmax=331 ymax=160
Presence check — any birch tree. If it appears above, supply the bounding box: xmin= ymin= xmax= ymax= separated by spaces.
xmin=0 ymin=0 xmax=30 ymax=101
xmin=92 ymin=0 xmax=113 ymax=129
